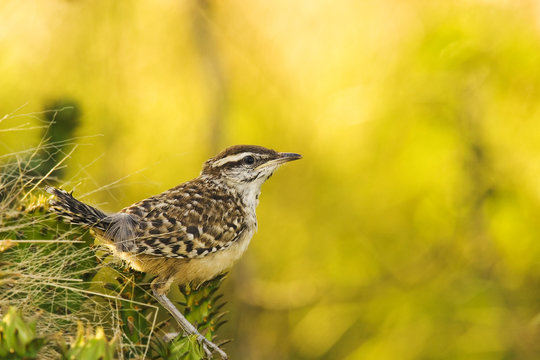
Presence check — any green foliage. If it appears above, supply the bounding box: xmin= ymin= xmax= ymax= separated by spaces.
xmin=85 ymin=268 xmax=154 ymax=346
xmin=0 ymin=307 xmax=47 ymax=360
xmin=0 ymin=193 xmax=98 ymax=332
xmin=0 ymin=307 xmax=116 ymax=360
xmin=182 ymin=275 xmax=228 ymax=341
xmin=56 ymin=323 xmax=116 ymax=360
xmin=151 ymin=275 xmax=228 ymax=360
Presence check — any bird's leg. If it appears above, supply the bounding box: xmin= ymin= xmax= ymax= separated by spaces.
xmin=151 ymin=279 xmax=228 ymax=359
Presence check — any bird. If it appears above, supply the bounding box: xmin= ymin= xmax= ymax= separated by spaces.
xmin=46 ymin=144 xmax=302 ymax=359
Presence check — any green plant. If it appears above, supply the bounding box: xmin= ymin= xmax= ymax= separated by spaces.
xmin=56 ymin=323 xmax=116 ymax=360
xmin=151 ymin=275 xmax=229 ymax=360
xmin=0 ymin=307 xmax=48 ymax=360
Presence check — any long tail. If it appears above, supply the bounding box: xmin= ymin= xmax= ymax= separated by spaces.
xmin=46 ymin=187 xmax=137 ymax=252
xmin=46 ymin=187 xmax=108 ymax=230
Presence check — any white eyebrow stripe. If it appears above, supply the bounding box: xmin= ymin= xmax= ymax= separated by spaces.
xmin=212 ymin=152 xmax=254 ymax=167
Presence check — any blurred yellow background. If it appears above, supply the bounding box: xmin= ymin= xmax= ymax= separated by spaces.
xmin=3 ymin=0 xmax=540 ymax=358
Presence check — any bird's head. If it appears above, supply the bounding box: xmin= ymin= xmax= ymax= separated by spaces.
xmin=201 ymin=145 xmax=302 ymax=188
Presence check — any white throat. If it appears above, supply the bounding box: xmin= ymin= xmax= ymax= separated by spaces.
xmin=239 ymin=180 xmax=264 ymax=211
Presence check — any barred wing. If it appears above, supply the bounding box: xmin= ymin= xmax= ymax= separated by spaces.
xmin=122 ymin=181 xmax=248 ymax=259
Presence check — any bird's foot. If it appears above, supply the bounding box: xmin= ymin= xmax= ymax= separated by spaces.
xmin=196 ymin=334 xmax=228 ymax=360
xmin=163 ymin=331 xmax=227 ymax=359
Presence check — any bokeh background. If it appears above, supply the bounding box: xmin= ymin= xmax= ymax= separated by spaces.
xmin=3 ymin=0 xmax=540 ymax=359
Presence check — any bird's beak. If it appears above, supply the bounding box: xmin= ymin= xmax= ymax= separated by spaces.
xmin=278 ymin=152 xmax=303 ymax=162
xmin=256 ymin=152 xmax=302 ymax=170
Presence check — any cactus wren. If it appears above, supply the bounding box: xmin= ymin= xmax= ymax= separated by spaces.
xmin=46 ymin=145 xmax=302 ymax=359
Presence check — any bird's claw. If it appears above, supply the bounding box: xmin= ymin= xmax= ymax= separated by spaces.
xmin=197 ymin=334 xmax=228 ymax=359
xmin=163 ymin=332 xmax=227 ymax=359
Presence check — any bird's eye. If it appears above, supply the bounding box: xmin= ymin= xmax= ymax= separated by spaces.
xmin=243 ymin=155 xmax=255 ymax=165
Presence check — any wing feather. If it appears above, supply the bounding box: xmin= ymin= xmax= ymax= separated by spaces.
xmin=121 ymin=180 xmax=247 ymax=259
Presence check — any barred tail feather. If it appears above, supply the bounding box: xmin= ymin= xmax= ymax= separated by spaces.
xmin=46 ymin=187 xmax=108 ymax=230
xmin=46 ymin=187 xmax=137 ymax=252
